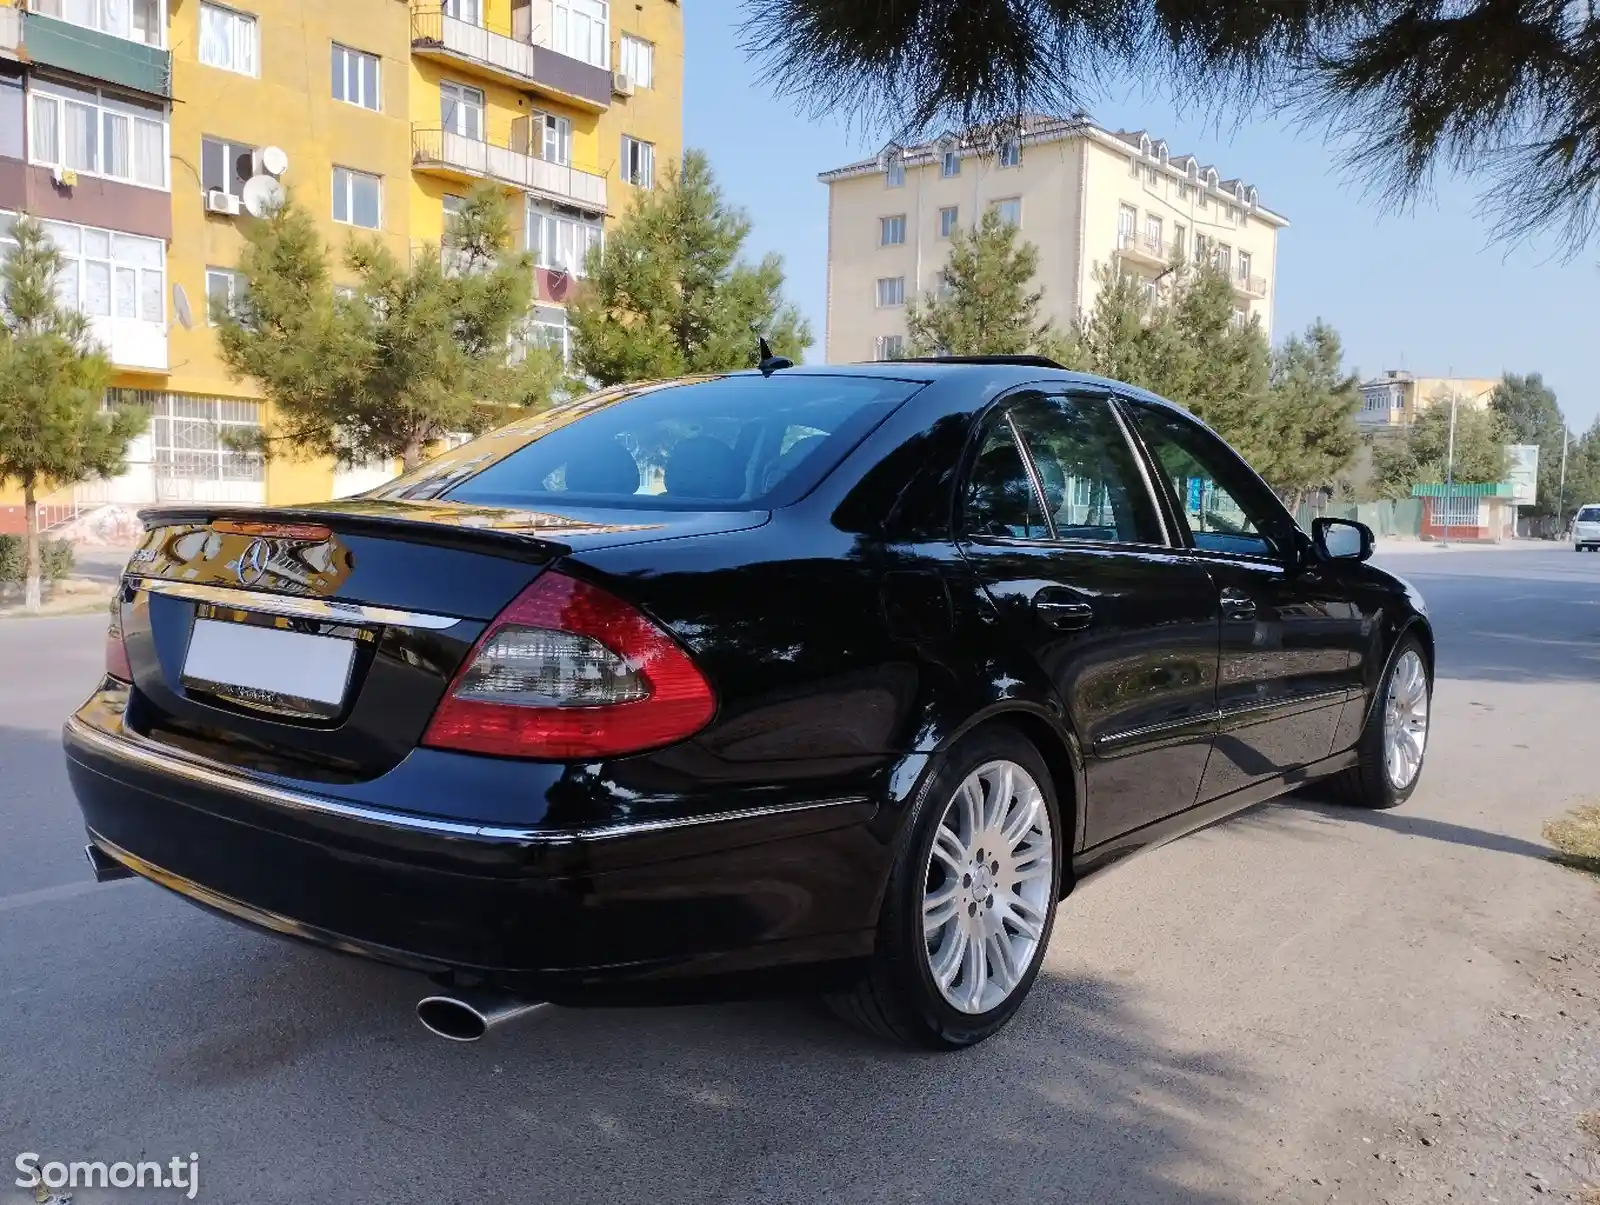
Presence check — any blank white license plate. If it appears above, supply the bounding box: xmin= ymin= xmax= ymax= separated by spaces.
xmin=183 ymin=619 xmax=356 ymax=709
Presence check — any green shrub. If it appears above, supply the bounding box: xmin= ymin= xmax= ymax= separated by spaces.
xmin=0 ymin=534 xmax=75 ymax=584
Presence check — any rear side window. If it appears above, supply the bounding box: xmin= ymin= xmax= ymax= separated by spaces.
xmin=384 ymin=375 xmax=924 ymax=511
xmin=1578 ymin=507 xmax=1600 ymax=523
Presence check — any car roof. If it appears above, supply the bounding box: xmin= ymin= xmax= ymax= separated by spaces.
xmin=722 ymin=361 xmax=1181 ymax=412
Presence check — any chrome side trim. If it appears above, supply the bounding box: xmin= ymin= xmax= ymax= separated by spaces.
xmin=134 ymin=579 xmax=464 ymax=630
xmin=63 ymin=716 xmax=870 ymax=845
xmin=1096 ymin=710 xmax=1219 ymax=753
xmin=1216 ymin=688 xmax=1349 ymax=729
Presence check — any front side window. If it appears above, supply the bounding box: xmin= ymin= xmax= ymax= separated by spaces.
xmin=1006 ymin=395 xmax=1162 ymax=544
xmin=619 ymin=34 xmax=653 ymax=87
xmin=621 ymin=135 xmax=654 ymax=187
xmin=331 ymin=44 xmax=380 ymax=111
xmin=201 ymin=135 xmax=254 ymax=196
xmin=440 ymin=81 xmax=484 ymax=140
xmin=332 ymin=166 xmax=381 ymax=229
xmin=379 ymin=375 xmax=924 ymax=511
xmin=30 ymin=80 xmax=167 ymax=189
xmin=963 ymin=419 xmax=1047 ymax=540
xmin=553 ymin=0 xmax=608 ymax=68
xmin=879 ymin=214 xmax=906 ymax=246
xmin=1126 ymin=403 xmax=1285 ymax=558
xmin=198 ymin=3 xmax=257 ymax=75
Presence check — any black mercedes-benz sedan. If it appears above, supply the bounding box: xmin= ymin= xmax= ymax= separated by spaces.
xmin=63 ymin=358 xmax=1433 ymax=1049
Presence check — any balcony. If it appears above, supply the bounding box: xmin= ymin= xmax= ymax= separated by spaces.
xmin=1233 ymin=273 xmax=1269 ymax=299
xmin=0 ymin=7 xmax=21 ymax=57
xmin=409 ymin=4 xmax=611 ymax=112
xmin=412 ymin=127 xmax=607 ymax=212
xmin=1115 ymin=231 xmax=1168 ymax=269
xmin=91 ymin=316 xmax=167 ymax=373
xmin=19 ymin=9 xmax=171 ymax=98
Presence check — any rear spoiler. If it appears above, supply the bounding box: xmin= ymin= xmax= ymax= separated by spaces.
xmin=135 ymin=503 xmax=592 ymax=564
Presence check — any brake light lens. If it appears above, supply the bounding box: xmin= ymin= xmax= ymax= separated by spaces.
xmin=422 ymin=571 xmax=715 ymax=760
xmin=105 ymin=590 xmax=131 ymax=682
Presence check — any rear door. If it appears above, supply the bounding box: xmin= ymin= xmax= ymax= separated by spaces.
xmin=1120 ymin=401 xmax=1363 ymax=799
xmin=954 ymin=389 xmax=1222 ymax=847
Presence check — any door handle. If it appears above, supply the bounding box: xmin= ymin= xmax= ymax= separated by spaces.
xmin=1033 ymin=596 xmax=1094 ymax=630
xmin=1220 ymin=588 xmax=1257 ymax=622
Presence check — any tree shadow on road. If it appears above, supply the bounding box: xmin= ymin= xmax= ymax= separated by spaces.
xmin=3 ymin=873 xmax=1270 ymax=1205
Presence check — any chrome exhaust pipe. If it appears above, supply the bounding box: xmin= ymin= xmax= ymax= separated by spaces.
xmin=416 ymin=988 xmax=552 ymax=1042
xmin=84 ymin=843 xmax=135 ymax=883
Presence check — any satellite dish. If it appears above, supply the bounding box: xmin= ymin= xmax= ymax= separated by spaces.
xmin=260 ymin=145 xmax=289 ymax=177
xmin=241 ymin=175 xmax=286 ymax=218
xmin=171 ymin=283 xmax=193 ymax=329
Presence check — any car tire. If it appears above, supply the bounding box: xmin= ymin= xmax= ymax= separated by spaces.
xmin=1332 ymin=635 xmax=1431 ymax=811
xmin=827 ymin=727 xmax=1063 ymax=1049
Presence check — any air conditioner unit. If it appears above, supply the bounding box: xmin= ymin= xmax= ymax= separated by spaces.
xmin=612 ymin=71 xmax=633 ymax=96
xmin=206 ymin=189 xmax=242 ymax=216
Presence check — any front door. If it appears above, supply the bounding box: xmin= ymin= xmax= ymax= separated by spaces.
xmin=1122 ymin=401 xmax=1361 ymax=800
xmin=955 ymin=390 xmax=1222 ymax=847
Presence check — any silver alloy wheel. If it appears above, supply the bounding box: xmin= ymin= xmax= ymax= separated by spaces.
xmin=1383 ymin=649 xmax=1430 ymax=790
xmin=922 ymin=759 xmax=1054 ymax=1015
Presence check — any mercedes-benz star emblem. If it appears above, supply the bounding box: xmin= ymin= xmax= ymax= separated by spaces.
xmin=236 ymin=539 xmax=271 ymax=587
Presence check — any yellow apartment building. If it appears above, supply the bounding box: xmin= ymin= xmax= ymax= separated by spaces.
xmin=0 ymin=0 xmax=682 ymax=534
xmin=1357 ymin=371 xmax=1502 ymax=430
xmin=818 ymin=116 xmax=1289 ymax=365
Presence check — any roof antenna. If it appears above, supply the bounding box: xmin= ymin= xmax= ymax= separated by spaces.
xmin=756 ymin=332 xmax=794 ymax=377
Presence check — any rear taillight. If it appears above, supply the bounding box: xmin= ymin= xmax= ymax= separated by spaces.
xmin=105 ymin=590 xmax=131 ymax=682
xmin=421 ymin=571 xmax=715 ymax=760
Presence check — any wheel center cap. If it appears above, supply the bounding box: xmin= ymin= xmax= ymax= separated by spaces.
xmin=971 ymin=864 xmax=995 ymax=900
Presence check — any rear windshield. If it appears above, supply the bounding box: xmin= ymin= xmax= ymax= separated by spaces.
xmin=376 ymin=375 xmax=923 ymax=512
xmin=1578 ymin=507 xmax=1600 ymax=523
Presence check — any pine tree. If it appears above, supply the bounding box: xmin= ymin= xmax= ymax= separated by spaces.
xmin=1266 ymin=321 xmax=1361 ymax=512
xmin=568 ymin=151 xmax=810 ymax=385
xmin=0 ymin=217 xmax=145 ymax=611
xmin=217 ymin=183 xmax=560 ymax=469
xmin=905 ymin=207 xmax=1073 ymax=359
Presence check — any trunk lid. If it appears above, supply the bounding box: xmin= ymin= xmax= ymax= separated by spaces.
xmin=117 ymin=500 xmax=766 ymax=782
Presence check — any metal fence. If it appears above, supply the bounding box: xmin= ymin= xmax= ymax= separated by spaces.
xmin=1294 ymin=499 xmax=1424 ymax=538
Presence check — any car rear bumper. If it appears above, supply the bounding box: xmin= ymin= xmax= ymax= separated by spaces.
xmin=63 ymin=707 xmax=887 ymax=997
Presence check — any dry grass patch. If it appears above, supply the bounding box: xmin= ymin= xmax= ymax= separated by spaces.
xmin=1581 ymin=1110 xmax=1600 ymax=1146
xmin=1580 ymin=1186 xmax=1600 ymax=1205
xmin=1544 ymin=805 xmax=1600 ymax=877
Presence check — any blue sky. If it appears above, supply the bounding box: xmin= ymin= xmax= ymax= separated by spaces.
xmin=683 ymin=3 xmax=1600 ymax=433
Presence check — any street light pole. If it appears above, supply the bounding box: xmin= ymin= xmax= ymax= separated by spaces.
xmin=1556 ymin=426 xmax=1569 ymax=539
xmin=1441 ymin=390 xmax=1460 ymax=548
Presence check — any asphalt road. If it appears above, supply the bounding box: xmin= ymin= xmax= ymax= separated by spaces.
xmin=2 ymin=546 xmax=1597 ymax=1204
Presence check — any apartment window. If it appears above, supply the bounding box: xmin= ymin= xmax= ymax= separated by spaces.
xmin=622 ymin=135 xmax=654 ymax=188
xmin=1116 ymin=203 xmax=1136 ymax=247
xmin=440 ymin=81 xmax=484 ymax=140
xmin=1000 ymin=139 xmax=1021 ymax=168
xmin=443 ymin=0 xmax=482 ymax=21
xmin=1238 ymin=250 xmax=1252 ymax=282
xmin=1144 ymin=213 xmax=1162 ymax=250
xmin=879 ymin=214 xmax=906 ymax=246
xmin=31 ymin=0 xmax=162 ymax=47
xmin=554 ymin=0 xmax=609 ymax=69
xmin=941 ymin=149 xmax=960 ymax=177
xmin=1194 ymin=232 xmax=1210 ymax=264
xmin=331 ymin=44 xmax=380 ymax=111
xmin=25 ymin=218 xmax=164 ymax=324
xmin=201 ymin=136 xmax=254 ymax=197
xmin=29 ymin=80 xmax=168 ymax=190
xmin=528 ymin=304 xmax=571 ymax=363
xmin=536 ymin=112 xmax=573 ymax=165
xmin=875 ymin=334 xmax=904 ymax=361
xmin=1198 ymin=191 xmax=1209 ymax=210
xmin=875 ymin=276 xmax=905 ymax=307
xmin=935 ymin=270 xmax=953 ymax=298
xmin=1178 ymin=181 xmax=1192 ymax=202
xmin=619 ymin=34 xmax=653 ymax=88
xmin=1215 ymin=244 xmax=1231 ymax=275
xmin=198 ymin=3 xmax=257 ymax=75
xmin=528 ymin=200 xmax=603 ymax=276
xmin=1144 ymin=165 xmax=1159 ymax=186
xmin=332 ymin=166 xmax=381 ymax=229
xmin=885 ymin=157 xmax=905 ymax=188
xmin=147 ymin=394 xmax=264 ymax=482
xmin=204 ymin=267 xmax=247 ymax=323
xmin=992 ymin=197 xmax=1021 ymax=227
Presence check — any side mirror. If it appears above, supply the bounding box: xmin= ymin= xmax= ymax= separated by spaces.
xmin=1312 ymin=517 xmax=1374 ymax=563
